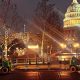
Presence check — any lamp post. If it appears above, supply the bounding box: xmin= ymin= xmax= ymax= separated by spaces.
xmin=47 ymin=46 xmax=49 ymax=63
xmin=41 ymin=30 xmax=44 ymax=57
xmin=23 ymin=24 xmax=29 ymax=47
xmin=47 ymin=45 xmax=52 ymax=63
xmin=41 ymin=29 xmax=45 ymax=64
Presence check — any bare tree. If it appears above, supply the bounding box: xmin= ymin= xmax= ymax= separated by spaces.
xmin=0 ymin=0 xmax=25 ymax=32
xmin=32 ymin=0 xmax=64 ymax=51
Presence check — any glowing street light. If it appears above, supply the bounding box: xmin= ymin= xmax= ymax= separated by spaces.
xmin=73 ymin=43 xmax=79 ymax=48
xmin=28 ymin=45 xmax=39 ymax=49
xmin=60 ymin=43 xmax=67 ymax=49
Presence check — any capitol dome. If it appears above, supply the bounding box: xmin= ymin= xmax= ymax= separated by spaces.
xmin=64 ymin=0 xmax=80 ymax=28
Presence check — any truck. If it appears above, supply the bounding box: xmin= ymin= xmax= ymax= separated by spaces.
xmin=70 ymin=56 xmax=80 ymax=72
xmin=0 ymin=58 xmax=12 ymax=73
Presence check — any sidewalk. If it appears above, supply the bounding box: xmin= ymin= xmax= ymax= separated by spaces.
xmin=14 ymin=64 xmax=70 ymax=70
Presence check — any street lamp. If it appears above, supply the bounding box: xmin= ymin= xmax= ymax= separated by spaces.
xmin=60 ymin=43 xmax=67 ymax=49
xmin=73 ymin=43 xmax=79 ymax=48
xmin=28 ymin=45 xmax=39 ymax=49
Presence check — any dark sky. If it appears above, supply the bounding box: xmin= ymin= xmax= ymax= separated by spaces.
xmin=13 ymin=0 xmax=80 ymax=18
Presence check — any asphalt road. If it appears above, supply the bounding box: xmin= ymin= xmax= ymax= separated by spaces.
xmin=0 ymin=70 xmax=80 ymax=80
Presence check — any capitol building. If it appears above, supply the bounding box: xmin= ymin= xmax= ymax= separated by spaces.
xmin=58 ymin=0 xmax=80 ymax=61
xmin=64 ymin=0 xmax=80 ymax=28
xmin=64 ymin=0 xmax=80 ymax=42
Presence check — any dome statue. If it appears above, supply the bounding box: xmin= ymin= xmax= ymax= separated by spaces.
xmin=64 ymin=0 xmax=80 ymax=28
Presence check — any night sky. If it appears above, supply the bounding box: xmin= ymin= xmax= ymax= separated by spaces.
xmin=12 ymin=0 xmax=80 ymax=19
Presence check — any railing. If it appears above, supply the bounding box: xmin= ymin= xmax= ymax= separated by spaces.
xmin=12 ymin=58 xmax=70 ymax=70
xmin=12 ymin=58 xmax=50 ymax=66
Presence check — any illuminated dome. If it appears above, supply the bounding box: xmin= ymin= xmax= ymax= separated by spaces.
xmin=64 ymin=0 xmax=80 ymax=28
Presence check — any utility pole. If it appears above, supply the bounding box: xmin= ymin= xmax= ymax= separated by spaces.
xmin=41 ymin=28 xmax=45 ymax=57
xmin=23 ymin=24 xmax=26 ymax=43
xmin=23 ymin=24 xmax=29 ymax=47
xmin=41 ymin=30 xmax=44 ymax=64
xmin=26 ymin=32 xmax=29 ymax=45
xmin=24 ymin=24 xmax=29 ymax=45
xmin=24 ymin=24 xmax=26 ymax=34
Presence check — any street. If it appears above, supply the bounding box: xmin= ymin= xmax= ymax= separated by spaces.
xmin=0 ymin=70 xmax=80 ymax=80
